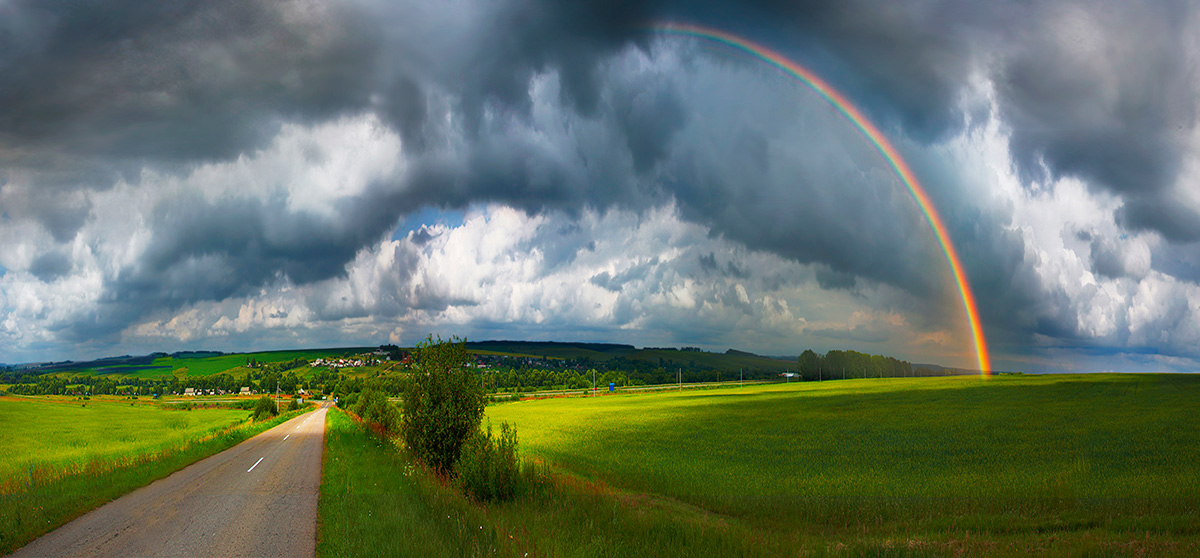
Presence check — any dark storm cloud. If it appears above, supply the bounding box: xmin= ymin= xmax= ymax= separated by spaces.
xmin=29 ymin=250 xmax=71 ymax=281
xmin=134 ymin=184 xmax=404 ymax=294
xmin=0 ymin=0 xmax=380 ymax=161
xmin=6 ymin=0 xmax=1200 ymax=359
xmin=809 ymin=325 xmax=888 ymax=344
xmin=996 ymin=2 xmax=1199 ymax=239
xmin=815 ymin=267 xmax=857 ymax=291
xmin=52 ymin=181 xmax=412 ymax=342
xmin=1118 ymin=198 xmax=1200 ymax=243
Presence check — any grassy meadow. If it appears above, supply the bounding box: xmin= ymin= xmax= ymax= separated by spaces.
xmin=0 ymin=397 xmax=246 ymax=482
xmin=319 ymin=373 xmax=1200 ymax=555
xmin=0 ymin=397 xmax=316 ymax=554
xmin=319 ymin=408 xmax=762 ymax=557
xmin=149 ymin=348 xmax=366 ymax=377
xmin=482 ymin=374 xmax=1200 ymax=552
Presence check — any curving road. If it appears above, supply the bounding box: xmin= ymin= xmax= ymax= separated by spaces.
xmin=11 ymin=403 xmax=330 ymax=558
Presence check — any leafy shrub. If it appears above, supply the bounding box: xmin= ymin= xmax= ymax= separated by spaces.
xmin=401 ymin=335 xmax=486 ymax=475
xmin=251 ymin=396 xmax=278 ymax=421
xmin=287 ymin=397 xmax=303 ymax=412
xmin=456 ymin=421 xmax=546 ymax=502
xmin=352 ymin=389 xmax=400 ymax=436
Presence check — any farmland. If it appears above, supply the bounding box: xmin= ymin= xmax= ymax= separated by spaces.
xmin=317 ymin=373 xmax=1200 ymax=554
xmin=0 ymin=397 xmax=246 ymax=482
xmin=478 ymin=373 xmax=1200 ymax=553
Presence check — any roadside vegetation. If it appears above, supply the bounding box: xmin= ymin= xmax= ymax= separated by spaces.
xmin=0 ymin=397 xmax=316 ymax=555
xmin=252 ymin=395 xmax=279 ymax=421
xmin=320 ymin=406 xmax=739 ymax=557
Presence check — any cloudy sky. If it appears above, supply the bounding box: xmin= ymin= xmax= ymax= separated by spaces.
xmin=2 ymin=0 xmax=1199 ymax=372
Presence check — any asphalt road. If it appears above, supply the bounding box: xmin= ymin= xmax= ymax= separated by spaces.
xmin=11 ymin=403 xmax=330 ymax=558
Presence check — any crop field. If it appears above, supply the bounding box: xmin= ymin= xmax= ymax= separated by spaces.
xmin=484 ymin=374 xmax=1200 ymax=553
xmin=30 ymin=347 xmax=375 ymax=380
xmin=148 ymin=349 xmax=361 ymax=377
xmin=0 ymin=397 xmax=246 ymax=483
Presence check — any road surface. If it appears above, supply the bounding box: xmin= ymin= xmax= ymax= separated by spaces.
xmin=11 ymin=403 xmax=330 ymax=558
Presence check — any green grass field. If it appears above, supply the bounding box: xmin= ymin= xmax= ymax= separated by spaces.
xmin=480 ymin=374 xmax=1200 ymax=553
xmin=319 ymin=374 xmax=1200 ymax=555
xmin=149 ymin=349 xmax=363 ymax=377
xmin=0 ymin=397 xmax=246 ymax=482
xmin=35 ymin=347 xmax=374 ymax=380
xmin=319 ymin=409 xmax=502 ymax=556
xmin=319 ymin=408 xmax=761 ymax=557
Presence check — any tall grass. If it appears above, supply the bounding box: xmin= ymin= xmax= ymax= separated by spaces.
xmin=0 ymin=401 xmax=315 ymax=555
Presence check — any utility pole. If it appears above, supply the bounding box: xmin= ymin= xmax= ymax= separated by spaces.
xmin=678 ymin=368 xmax=681 ymax=391
xmin=592 ymin=368 xmax=596 ymax=397
xmin=740 ymin=368 xmax=743 ymax=387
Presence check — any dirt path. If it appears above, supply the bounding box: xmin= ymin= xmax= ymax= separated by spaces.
xmin=11 ymin=403 xmax=330 ymax=558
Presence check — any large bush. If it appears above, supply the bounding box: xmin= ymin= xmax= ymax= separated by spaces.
xmin=353 ymin=388 xmax=400 ymax=436
xmin=401 ymin=335 xmax=486 ymax=474
xmin=251 ymin=395 xmax=277 ymax=421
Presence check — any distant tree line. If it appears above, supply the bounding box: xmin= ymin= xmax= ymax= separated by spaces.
xmin=797 ymin=349 xmax=959 ymax=381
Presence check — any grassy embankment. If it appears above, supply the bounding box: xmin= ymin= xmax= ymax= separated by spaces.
xmin=319 ymin=407 xmax=751 ymax=557
xmin=322 ymin=373 xmax=1200 ymax=556
xmin=0 ymin=397 xmax=315 ymax=555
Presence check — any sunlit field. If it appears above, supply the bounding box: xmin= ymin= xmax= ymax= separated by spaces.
xmin=0 ymin=397 xmax=246 ymax=483
xmin=482 ymin=374 xmax=1200 ymax=552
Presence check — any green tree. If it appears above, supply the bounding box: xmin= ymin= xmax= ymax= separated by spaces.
xmin=353 ymin=388 xmax=400 ymax=435
xmin=251 ymin=395 xmax=278 ymax=421
xmin=401 ymin=335 xmax=486 ymax=475
xmin=798 ymin=349 xmax=820 ymax=381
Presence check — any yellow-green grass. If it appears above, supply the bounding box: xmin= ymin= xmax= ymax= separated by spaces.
xmin=0 ymin=398 xmax=315 ymax=554
xmin=38 ymin=348 xmax=370 ymax=379
xmin=484 ymin=374 xmax=1200 ymax=552
xmin=150 ymin=349 xmax=345 ymax=377
xmin=318 ymin=408 xmax=770 ymax=557
xmin=0 ymin=397 xmax=246 ymax=482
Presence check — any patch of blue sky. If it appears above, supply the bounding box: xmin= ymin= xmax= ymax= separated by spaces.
xmin=391 ymin=205 xmax=466 ymax=241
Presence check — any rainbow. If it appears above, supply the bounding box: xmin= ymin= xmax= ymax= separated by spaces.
xmin=657 ymin=23 xmax=991 ymax=376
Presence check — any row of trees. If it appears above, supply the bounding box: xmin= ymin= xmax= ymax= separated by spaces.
xmin=3 ymin=344 xmax=960 ymax=399
xmin=4 ymin=369 xmax=310 ymax=396
xmin=797 ymin=349 xmax=954 ymax=381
